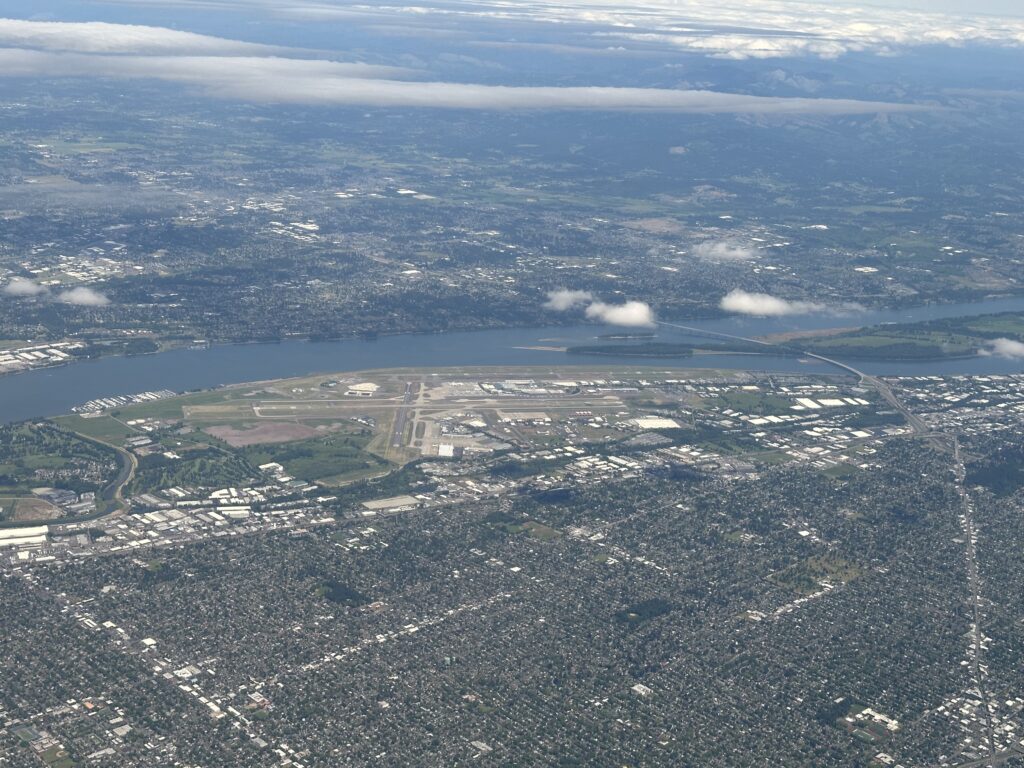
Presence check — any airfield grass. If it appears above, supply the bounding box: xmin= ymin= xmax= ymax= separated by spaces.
xmin=116 ymin=390 xmax=239 ymax=421
xmin=318 ymin=465 xmax=393 ymax=488
xmin=53 ymin=414 xmax=139 ymax=443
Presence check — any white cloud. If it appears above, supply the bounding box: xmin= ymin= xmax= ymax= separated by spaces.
xmin=52 ymin=1 xmax=1024 ymax=62
xmin=619 ymin=32 xmax=857 ymax=60
xmin=585 ymin=300 xmax=656 ymax=327
xmin=544 ymin=289 xmax=654 ymax=325
xmin=980 ymin=337 xmax=1024 ymax=359
xmin=719 ymin=289 xmax=828 ymax=316
xmin=0 ymin=13 xmax=936 ymax=114
xmin=57 ymin=286 xmax=110 ymax=306
xmin=0 ymin=17 xmax=279 ymax=55
xmin=509 ymin=1 xmax=1024 ymax=58
xmin=0 ymin=49 xmax=407 ymax=84
xmin=544 ymin=289 xmax=593 ymax=310
xmin=3 ymin=276 xmax=112 ymax=305
xmin=693 ymin=241 xmax=757 ymax=261
xmin=2 ymin=277 xmax=47 ymax=296
xmin=0 ymin=47 xmax=925 ymax=112
xmin=762 ymin=69 xmax=823 ymax=93
xmin=294 ymin=0 xmax=1024 ymax=60
xmin=174 ymin=80 xmax=924 ymax=113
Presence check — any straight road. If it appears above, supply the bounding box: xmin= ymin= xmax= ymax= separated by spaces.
xmin=953 ymin=435 xmax=997 ymax=757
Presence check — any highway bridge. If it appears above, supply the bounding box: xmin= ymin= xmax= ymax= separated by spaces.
xmin=656 ymin=320 xmax=929 ymax=434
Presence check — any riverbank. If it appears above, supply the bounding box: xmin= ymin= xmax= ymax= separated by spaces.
xmin=1 ymin=295 xmax=1024 ymax=425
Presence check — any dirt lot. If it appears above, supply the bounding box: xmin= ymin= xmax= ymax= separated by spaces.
xmin=1 ymin=497 xmax=61 ymax=522
xmin=204 ymin=422 xmax=343 ymax=447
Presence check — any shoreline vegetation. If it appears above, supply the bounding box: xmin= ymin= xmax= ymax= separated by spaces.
xmin=797 ymin=311 xmax=1024 ymax=361
xmin=572 ymin=310 xmax=1024 ymax=363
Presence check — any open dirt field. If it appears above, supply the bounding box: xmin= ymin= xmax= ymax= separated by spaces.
xmin=2 ymin=497 xmax=61 ymax=522
xmin=205 ymin=422 xmax=341 ymax=447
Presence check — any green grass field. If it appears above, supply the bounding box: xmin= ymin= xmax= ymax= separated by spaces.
xmin=966 ymin=315 xmax=1024 ymax=337
xmin=823 ymin=462 xmax=859 ymax=478
xmin=802 ymin=310 xmax=1024 ymax=361
xmin=116 ymin=390 xmax=238 ymax=421
xmin=803 ymin=329 xmax=974 ymax=360
xmin=0 ymin=422 xmax=121 ymax=497
xmin=241 ymin=433 xmax=388 ymax=484
xmin=129 ymin=447 xmax=255 ymax=495
xmin=709 ymin=390 xmax=796 ymax=415
xmin=770 ymin=555 xmax=864 ymax=595
xmin=53 ymin=415 xmax=139 ymax=443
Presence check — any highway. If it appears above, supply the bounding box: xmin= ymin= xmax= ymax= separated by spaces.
xmin=74 ymin=430 xmax=137 ymax=514
xmin=656 ymin=320 xmax=930 ymax=435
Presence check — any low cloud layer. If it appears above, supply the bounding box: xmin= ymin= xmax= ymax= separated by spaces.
xmin=980 ymin=337 xmax=1024 ymax=359
xmin=694 ymin=241 xmax=757 ymax=261
xmin=0 ymin=17 xmax=280 ymax=55
xmin=0 ymin=17 xmax=929 ymax=113
xmin=544 ymin=289 xmax=593 ymax=311
xmin=719 ymin=289 xmax=828 ymax=317
xmin=0 ymin=49 xmax=407 ymax=86
xmin=57 ymin=286 xmax=110 ymax=306
xmin=585 ymin=300 xmax=656 ymax=327
xmin=0 ymin=46 xmax=924 ymax=112
xmin=2 ymin=277 xmax=47 ymax=296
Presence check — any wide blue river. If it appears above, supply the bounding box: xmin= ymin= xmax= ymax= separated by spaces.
xmin=3 ymin=296 xmax=1024 ymax=424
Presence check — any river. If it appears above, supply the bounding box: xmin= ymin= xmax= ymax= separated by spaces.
xmin=2 ymin=296 xmax=1024 ymax=425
